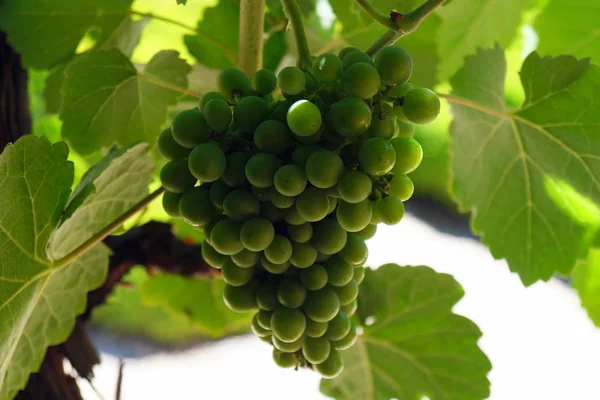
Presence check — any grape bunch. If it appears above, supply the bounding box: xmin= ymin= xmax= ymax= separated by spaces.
xmin=158 ymin=45 xmax=440 ymax=378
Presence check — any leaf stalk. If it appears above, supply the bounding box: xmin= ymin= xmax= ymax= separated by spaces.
xmin=281 ymin=0 xmax=312 ymax=71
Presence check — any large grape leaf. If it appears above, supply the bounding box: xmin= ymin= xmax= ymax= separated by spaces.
xmin=59 ymin=49 xmax=191 ymax=155
xmin=0 ymin=0 xmax=133 ymax=69
xmin=535 ymin=0 xmax=600 ymax=63
xmin=321 ymin=264 xmax=491 ymax=400
xmin=573 ymin=247 xmax=600 ymax=326
xmin=448 ymin=45 xmax=600 ymax=284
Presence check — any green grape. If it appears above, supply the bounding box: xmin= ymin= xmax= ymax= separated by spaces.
xmin=388 ymin=174 xmax=414 ymax=201
xmin=240 ymin=217 xmax=274 ymax=251
xmin=254 ymin=120 xmax=291 ymax=155
xmin=287 ymin=222 xmax=313 ymax=243
xmin=269 ymin=187 xmax=295 ymax=209
xmin=271 ymin=307 xmax=306 ymax=342
xmin=332 ymin=280 xmax=359 ymax=305
xmin=326 ymin=312 xmax=351 ymax=341
xmin=274 ymin=164 xmax=307 ymax=197
xmin=257 ymin=309 xmax=274 ymax=328
xmin=393 ymin=105 xmax=411 ymax=123
xmin=340 ymin=300 xmax=358 ymax=317
xmin=277 ymin=279 xmax=307 ymax=308
xmin=305 ymin=150 xmax=344 ymax=189
xmin=339 ymin=234 xmax=368 ymax=266
xmin=160 ymin=159 xmax=196 ymax=193
xmin=203 ymin=215 xmax=226 ymax=244
xmin=273 ymin=335 xmax=305 ymax=353
xmin=208 ymin=179 xmax=231 ymax=209
xmin=162 ymin=191 xmax=182 ymax=217
xmin=251 ymin=313 xmax=271 ymax=337
xmin=342 ymin=62 xmax=381 ymax=99
xmin=252 ymin=186 xmax=271 ymax=202
xmin=316 ymin=349 xmax=343 ymax=378
xmin=337 ymin=170 xmax=372 ymax=204
xmin=359 ymin=138 xmax=396 ymax=176
xmin=221 ymin=259 xmax=254 ymax=286
xmin=277 ymin=66 xmax=306 ymax=95
xmin=260 ymin=334 xmax=273 ymax=344
xmin=233 ymin=96 xmax=269 ymax=132
xmin=342 ymin=51 xmax=373 ymax=69
xmin=287 ymin=100 xmax=322 ymax=137
xmin=403 ymin=88 xmax=440 ymax=124
xmin=253 ymin=68 xmax=277 ymax=95
xmin=336 ymin=199 xmax=372 ymax=232
xmin=270 ymin=101 xmax=291 ymax=123
xmin=331 ymin=324 xmax=358 ymax=350
xmin=188 ymin=143 xmax=226 ymax=182
xmin=179 ymin=187 xmax=217 ymax=226
xmin=357 ymin=224 xmax=377 ymax=240
xmin=171 ymin=109 xmax=212 ymax=148
xmin=367 ymin=103 xmax=397 ymax=140
xmin=201 ymin=240 xmax=227 ymax=269
xmin=157 ymin=128 xmax=191 ymax=160
xmin=374 ymin=46 xmax=413 ymax=86
xmin=245 ymin=153 xmax=281 ymax=188
xmin=369 ymin=200 xmax=381 ymax=224
xmin=222 ymin=152 xmax=249 ymax=188
xmin=264 ymin=235 xmax=293 ymax=264
xmin=300 ymin=264 xmax=328 ymax=290
xmin=217 ymin=68 xmax=253 ymax=100
xmin=305 ymin=319 xmax=328 ymax=338
xmin=262 ymin=201 xmax=285 ymax=222
xmin=272 ymin=349 xmax=297 ymax=368
xmin=290 ymin=242 xmax=318 ymax=269
xmin=204 ymin=98 xmax=232 ymax=132
xmin=396 ymin=120 xmax=414 ymax=138
xmin=387 ymin=81 xmax=414 ymax=99
xmin=312 ymin=219 xmax=347 ymax=255
xmin=231 ymin=249 xmax=259 ymax=268
xmin=305 ymin=71 xmax=318 ymax=91
xmin=223 ymin=281 xmax=258 ymax=312
xmin=262 ymin=257 xmax=291 ymax=274
xmin=390 ymin=137 xmax=423 ymax=174
xmin=325 ymin=256 xmax=354 ymax=287
xmin=353 ymin=266 xmax=366 ymax=284
xmin=210 ymin=219 xmax=243 ymax=255
xmin=303 ymin=287 xmax=340 ymax=322
xmin=330 ymin=97 xmax=372 ymax=137
xmin=377 ymin=196 xmax=405 ymax=225
xmin=296 ymin=187 xmax=330 ymax=222
xmin=328 ymin=197 xmax=338 ymax=215
xmin=198 ymin=91 xmax=228 ymax=111
xmin=291 ymin=144 xmax=320 ymax=168
xmin=223 ymin=189 xmax=260 ymax=221
xmin=326 ymin=185 xmax=340 ymax=198
xmin=257 ymin=283 xmax=278 ymax=311
xmin=338 ymin=46 xmax=361 ymax=60
xmin=283 ymin=207 xmax=306 ymax=226
xmin=311 ymin=53 xmax=342 ymax=83
xmin=303 ymin=337 xmax=331 ymax=364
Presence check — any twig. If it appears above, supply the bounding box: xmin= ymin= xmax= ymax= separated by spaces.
xmin=281 ymin=0 xmax=312 ymax=70
xmin=115 ymin=360 xmax=124 ymax=400
xmin=238 ymin=0 xmax=266 ymax=77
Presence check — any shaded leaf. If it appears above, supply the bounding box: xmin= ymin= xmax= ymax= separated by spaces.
xmin=263 ymin=31 xmax=287 ymax=71
xmin=99 ymin=16 xmax=150 ymax=57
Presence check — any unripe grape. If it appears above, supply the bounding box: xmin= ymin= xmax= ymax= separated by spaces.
xmin=217 ymin=68 xmax=253 ymax=100
xmin=269 ymin=187 xmax=295 ymax=209
xmin=359 ymin=138 xmax=396 ymax=176
xmin=251 ymin=314 xmax=271 ymax=337
xmin=179 ymin=186 xmax=217 ymax=226
xmin=211 ymin=219 xmax=243 ymax=255
xmin=233 ymin=96 xmax=269 ymax=132
xmin=273 ymin=350 xmax=297 ymax=368
xmin=253 ymin=68 xmax=277 ymax=95
xmin=223 ymin=281 xmax=258 ymax=312
xmin=367 ymin=103 xmax=397 ymax=140
xmin=291 ymin=144 xmax=320 ymax=168
xmin=340 ymin=300 xmax=358 ymax=317
xmin=257 ymin=283 xmax=278 ymax=311
xmin=353 ymin=266 xmax=366 ymax=284
xmin=330 ymin=97 xmax=372 ymax=137
xmin=287 ymin=222 xmax=313 ymax=243
xmin=403 ymin=88 xmax=441 ymax=124
xmin=337 ymin=170 xmax=372 ymax=204
xmin=342 ymin=62 xmax=381 ymax=99
xmin=240 ymin=217 xmax=274 ymax=251
xmin=338 ymin=46 xmax=361 ymax=60
xmin=342 ymin=51 xmax=373 ymax=69
xmin=264 ymin=234 xmax=293 ymax=264
xmin=160 ymin=159 xmax=196 ymax=193
xmin=157 ymin=128 xmax=191 ymax=160
xmin=270 ymin=101 xmax=291 ymax=123
xmin=252 ymin=186 xmax=271 ymax=202
xmin=387 ymin=81 xmax=413 ymax=99
xmin=300 ymin=264 xmax=328 ymax=290
xmin=222 ymin=152 xmax=249 ymax=187
xmin=254 ymin=120 xmax=291 ymax=155
xmin=203 ymin=99 xmax=231 ymax=133
xmin=257 ymin=309 xmax=274 ymax=328
xmin=316 ymin=349 xmax=344 ymax=378
xmin=374 ymin=46 xmax=413 ymax=86
xmin=388 ymin=174 xmax=414 ymax=201
xmin=273 ymin=335 xmax=305 ymax=353
xmin=223 ymin=188 xmax=260 ymax=221
xmin=188 ymin=142 xmax=226 ymax=182
xmin=201 ymin=241 xmax=227 ymax=269
xmin=339 ymin=234 xmax=368 ymax=266
xmin=303 ymin=337 xmax=331 ymax=364
xmin=284 ymin=206 xmax=306 ymax=226
xmin=325 ymin=256 xmax=354 ymax=287
xmin=208 ymin=179 xmax=231 ymax=209
xmin=326 ymin=312 xmax=351 ymax=340
xmin=245 ymin=153 xmax=281 ymax=188
xmin=271 ymin=307 xmax=306 ymax=342
xmin=171 ymin=109 xmax=212 ymax=148
xmin=198 ymin=91 xmax=228 ymax=111
xmin=336 ymin=199 xmax=373 ymax=232
xmin=303 ymin=287 xmax=340 ymax=323
xmin=306 ymin=319 xmax=329 ymax=338
xmin=296 ymin=187 xmax=330 ymax=222
xmin=312 ymin=219 xmax=347 ymax=255
xmin=305 ymin=150 xmax=344 ymax=189
xmin=290 ymin=242 xmax=318 ymax=269
xmin=357 ymin=224 xmax=377 ymax=240
xmin=162 ymin=191 xmax=182 ymax=217
xmin=231 ymin=248 xmax=259 ymax=268
xmin=390 ymin=137 xmax=423 ymax=174
xmin=278 ymin=66 xmax=306 ymax=95
xmin=331 ymin=325 xmax=358 ymax=350
xmin=311 ymin=53 xmax=342 ymax=83
xmin=332 ymin=280 xmax=359 ymax=305
xmin=377 ymin=196 xmax=405 ymax=225
xmin=261 ymin=257 xmax=291 ymax=274
xmin=221 ymin=259 xmax=254 ymax=286
xmin=396 ymin=120 xmax=415 ymax=138
xmin=203 ymin=215 xmax=226 ymax=244
xmin=287 ymin=100 xmax=322 ymax=137
xmin=277 ymin=279 xmax=307 ymax=308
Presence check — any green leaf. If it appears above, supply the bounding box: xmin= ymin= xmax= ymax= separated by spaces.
xmin=263 ymin=31 xmax=287 ymax=71
xmin=99 ymin=16 xmax=150 ymax=57
xmin=59 ymin=49 xmax=191 ymax=155
xmin=177 ymin=0 xmax=188 ymax=4
xmin=573 ymin=246 xmax=600 ymax=326
xmin=436 ymin=0 xmax=537 ymax=80
xmin=0 ymin=0 xmax=133 ymax=69
xmin=448 ymin=46 xmax=600 ymax=284
xmin=141 ymin=274 xmax=253 ymax=338
xmin=321 ymin=264 xmax=491 ymax=400
xmin=535 ymin=0 xmax=600 ymax=62
xmin=0 ymin=136 xmax=111 ymax=400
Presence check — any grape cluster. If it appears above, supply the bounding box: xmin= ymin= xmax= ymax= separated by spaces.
xmin=158 ymin=45 xmax=439 ymax=378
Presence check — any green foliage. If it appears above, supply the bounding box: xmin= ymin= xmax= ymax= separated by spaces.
xmin=573 ymin=248 xmax=600 ymax=326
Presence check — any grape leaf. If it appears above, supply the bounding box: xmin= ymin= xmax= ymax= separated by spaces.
xmin=448 ymin=46 xmax=600 ymax=284
xmin=535 ymin=0 xmax=600 ymax=63
xmin=140 ymin=274 xmax=253 ymax=338
xmin=321 ymin=264 xmax=491 ymax=400
xmin=99 ymin=16 xmax=150 ymax=58
xmin=572 ymin=247 xmax=600 ymax=326
xmin=0 ymin=0 xmax=133 ymax=69
xmin=59 ymin=49 xmax=191 ymax=155
xmin=263 ymin=31 xmax=287 ymax=71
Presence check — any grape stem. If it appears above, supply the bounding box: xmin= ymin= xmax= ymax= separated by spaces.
xmin=281 ymin=0 xmax=312 ymax=71
xmin=238 ymin=0 xmax=266 ymax=78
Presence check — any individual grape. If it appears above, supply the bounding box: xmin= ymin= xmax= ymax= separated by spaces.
xmin=254 ymin=120 xmax=291 ymax=155
xmin=217 ymin=68 xmax=253 ymax=100
xmin=291 ymin=144 xmax=320 ymax=168
xmin=157 ymin=128 xmax=191 ymax=160
xmin=342 ymin=62 xmax=381 ymax=99
xmin=270 ymin=101 xmax=291 ymax=123
xmin=257 ymin=309 xmax=274 ymax=329
xmin=231 ymin=249 xmax=259 ymax=268
xmin=311 ymin=53 xmax=342 ymax=83
xmin=387 ymin=81 xmax=414 ymax=99
xmin=171 ymin=109 xmax=212 ymax=148
xmin=277 ymin=279 xmax=307 ymax=308
xmin=274 ymin=164 xmax=307 ymax=196
xmin=273 ymin=336 xmax=305 ymax=353
xmin=211 ymin=219 xmax=243 ymax=255
xmin=222 ymin=152 xmax=249 ymax=188
xmin=312 ymin=219 xmax=347 ymax=255
xmin=300 ymin=264 xmax=328 ymax=290
xmin=223 ymin=189 xmax=260 ymax=221
xmin=388 ymin=174 xmax=414 ymax=201
xmin=296 ymin=187 xmax=330 ymax=222
xmin=223 ymin=281 xmax=258 ymax=312
xmin=336 ymin=199 xmax=372 ymax=232
xmin=403 ymin=87 xmax=441 ymax=124
xmin=287 ymin=100 xmax=322 ymax=137
xmin=261 ymin=257 xmax=291 ymax=274
xmin=339 ymin=234 xmax=368 ymax=266
xmin=207 ymin=179 xmax=229 ymax=209
xmin=257 ymin=283 xmax=278 ymax=311
xmin=188 ymin=142 xmax=226 ymax=182
xmin=374 ymin=46 xmax=413 ymax=86
xmin=395 ymin=120 xmax=414 ymax=138
xmin=337 ymin=170 xmax=372 ymax=204
xmin=162 ymin=191 xmax=182 ymax=217
xmin=160 ymin=159 xmax=196 ymax=193
xmin=305 ymin=150 xmax=344 ymax=189
xmin=269 ymin=187 xmax=295 ymax=209
xmin=234 ymin=96 xmax=269 ymax=132
xmin=340 ymin=300 xmax=358 ymax=317
xmin=222 ymin=259 xmax=254 ymax=286
xmin=283 ymin=207 xmax=306 ymax=226
xmin=328 ymin=197 xmax=338 ymax=215
xmin=377 ymin=196 xmax=405 ymax=225
xmin=203 ymin=98 xmax=232 ymax=132
xmin=271 ymin=307 xmax=306 ymax=342
xmin=277 ymin=66 xmax=306 ymax=95
xmin=332 ymin=280 xmax=359 ymax=305
xmin=287 ymin=222 xmax=313 ymax=243
xmin=198 ymin=91 xmax=228 ymax=111
xmin=251 ymin=314 xmax=271 ymax=337
xmin=326 ymin=312 xmax=351 ymax=341
xmin=367 ymin=103 xmax=397 ymax=140
xmin=357 ymin=224 xmax=377 ymax=240
xmin=305 ymin=319 xmax=329 ymax=338
xmin=253 ymin=68 xmax=277 ymax=95
xmin=290 ymin=242 xmax=318 ymax=269
xmin=252 ymin=186 xmax=271 ymax=202
xmin=331 ymin=325 xmax=358 ymax=350
xmin=245 ymin=153 xmax=281 ymax=188
xmin=273 ymin=349 xmax=297 ymax=368
xmin=330 ymin=97 xmax=372 ymax=137
xmin=262 ymin=201 xmax=286 ymax=222
xmin=326 ymin=185 xmax=340 ymax=199
xmin=369 ymin=200 xmax=381 ymax=224
xmin=203 ymin=215 xmax=226 ymax=244
xmin=303 ymin=287 xmax=340 ymax=322
xmin=338 ymin=46 xmax=361 ymax=60
xmin=240 ymin=217 xmax=274 ymax=251
xmin=303 ymin=337 xmax=331 ymax=364
xmin=264 ymin=235 xmax=293 ymax=264
xmin=179 ymin=187 xmax=217 ymax=226
xmin=353 ymin=266 xmax=366 ymax=284
xmin=305 ymin=71 xmax=318 ymax=91
xmin=201 ymin=240 xmax=227 ymax=269
xmin=316 ymin=349 xmax=343 ymax=378
xmin=393 ymin=105 xmax=411 ymax=123
xmin=341 ymin=51 xmax=373 ymax=69
xmin=390 ymin=137 xmax=423 ymax=174
xmin=325 ymin=256 xmax=354 ymax=287
xmin=359 ymin=138 xmax=396 ymax=176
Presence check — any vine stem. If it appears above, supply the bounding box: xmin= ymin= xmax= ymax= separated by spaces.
xmin=54 ymin=188 xmax=165 ymax=269
xmin=238 ymin=0 xmax=266 ymax=77
xmin=355 ymin=0 xmax=396 ymax=30
xmin=281 ymin=0 xmax=312 ymax=71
